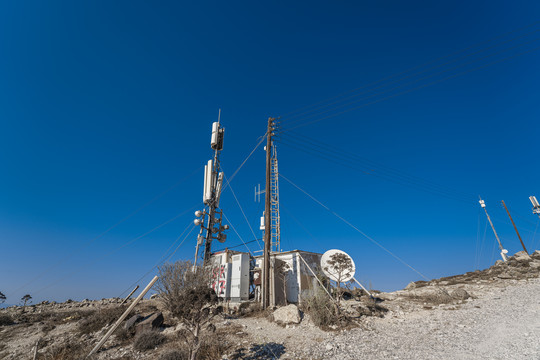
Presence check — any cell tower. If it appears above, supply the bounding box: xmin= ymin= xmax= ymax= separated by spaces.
xmin=193 ymin=111 xmax=229 ymax=265
xmin=257 ymin=142 xmax=281 ymax=253
xmin=530 ymin=196 xmax=540 ymax=218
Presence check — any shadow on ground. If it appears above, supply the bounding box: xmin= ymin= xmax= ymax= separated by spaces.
xmin=231 ymin=342 xmax=286 ymax=359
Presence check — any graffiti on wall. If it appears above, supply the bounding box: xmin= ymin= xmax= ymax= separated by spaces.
xmin=211 ymin=264 xmax=229 ymax=297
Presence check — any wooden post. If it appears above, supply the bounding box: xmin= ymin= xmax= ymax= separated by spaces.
xmin=480 ymin=199 xmax=507 ymax=261
xmin=501 ymin=200 xmax=528 ymax=254
xmin=352 ymin=277 xmax=373 ymax=298
xmin=262 ymin=118 xmax=274 ymax=309
xmin=120 ymin=285 xmax=139 ymax=306
xmin=87 ymin=276 xmax=159 ymax=358
xmin=32 ymin=339 xmax=40 ymax=360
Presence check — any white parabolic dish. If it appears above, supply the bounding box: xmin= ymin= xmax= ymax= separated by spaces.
xmin=320 ymin=249 xmax=356 ymax=283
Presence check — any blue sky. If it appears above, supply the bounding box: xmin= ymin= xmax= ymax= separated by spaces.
xmin=1 ymin=1 xmax=540 ymax=304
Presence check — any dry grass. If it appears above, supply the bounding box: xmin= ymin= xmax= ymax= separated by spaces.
xmin=158 ymin=349 xmax=188 ymax=360
xmin=133 ymin=329 xmax=166 ymax=351
xmin=300 ymin=289 xmax=339 ymax=328
xmin=78 ymin=306 xmax=126 ymax=335
xmin=43 ymin=340 xmax=95 ymax=360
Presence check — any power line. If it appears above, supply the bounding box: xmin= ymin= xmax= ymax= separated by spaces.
xmin=277 ymin=133 xmax=476 ymax=204
xmin=118 ymin=222 xmax=197 ymax=298
xmin=30 ymin=205 xmax=197 ymax=297
xmin=281 ymin=29 xmax=540 ymax=125
xmin=221 ymin=211 xmax=257 ymax=256
xmin=280 ymin=44 xmax=540 ymax=132
xmin=278 ymin=20 xmax=540 ymax=121
xmin=280 ymin=173 xmax=430 ymax=281
xmin=222 ymin=172 xmax=263 ymax=250
xmin=213 ymin=238 xmax=262 ymax=252
xmin=9 ymin=166 xmax=202 ymax=296
xmin=279 ymin=129 xmax=476 ymax=199
xmin=221 ymin=133 xmax=267 ymax=192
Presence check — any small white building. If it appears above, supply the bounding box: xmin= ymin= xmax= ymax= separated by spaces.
xmin=255 ymin=250 xmax=322 ymax=305
xmin=209 ymin=249 xmax=322 ymax=306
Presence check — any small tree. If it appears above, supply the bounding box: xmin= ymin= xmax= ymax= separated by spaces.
xmin=156 ymin=261 xmax=221 ymax=360
xmin=0 ymin=291 xmax=6 ymax=305
xmin=20 ymin=294 xmax=32 ymax=312
xmin=324 ymin=253 xmax=353 ymax=306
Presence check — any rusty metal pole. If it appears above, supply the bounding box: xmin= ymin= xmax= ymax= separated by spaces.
xmin=501 ymin=200 xmax=528 ymax=254
xmin=262 ymin=118 xmax=274 ymax=309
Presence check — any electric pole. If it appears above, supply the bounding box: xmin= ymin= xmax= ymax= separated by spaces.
xmin=262 ymin=117 xmax=275 ymax=309
xmin=501 ymin=200 xmax=528 ymax=254
xmin=479 ymin=198 xmax=508 ymax=262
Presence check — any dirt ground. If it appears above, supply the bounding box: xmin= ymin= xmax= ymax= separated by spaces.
xmin=1 ymin=250 xmax=539 ymax=360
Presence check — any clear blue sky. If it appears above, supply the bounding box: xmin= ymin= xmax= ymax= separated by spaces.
xmin=1 ymin=1 xmax=540 ymax=304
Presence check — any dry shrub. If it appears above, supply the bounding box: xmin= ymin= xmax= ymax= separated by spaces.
xmin=20 ymin=310 xmax=88 ymax=326
xmin=300 ymin=288 xmax=339 ymax=328
xmin=409 ymin=288 xmax=453 ymax=305
xmin=133 ymin=329 xmax=166 ymax=351
xmin=156 ymin=261 xmax=222 ymax=360
xmin=114 ymin=325 xmax=136 ymax=343
xmin=160 ymin=332 xmax=229 ymax=360
xmin=159 ymin=349 xmax=189 ymax=360
xmin=356 ymin=302 xmax=388 ymax=318
xmin=0 ymin=314 xmax=14 ymax=326
xmin=237 ymin=302 xmax=267 ymax=318
xmin=78 ymin=306 xmax=126 ymax=335
xmin=44 ymin=340 xmax=95 ymax=360
xmin=197 ymin=335 xmax=230 ymax=360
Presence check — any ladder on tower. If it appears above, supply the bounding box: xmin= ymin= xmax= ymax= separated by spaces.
xmin=270 ymin=144 xmax=281 ymax=253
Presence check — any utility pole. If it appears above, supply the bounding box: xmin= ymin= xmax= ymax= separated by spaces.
xmin=262 ymin=117 xmax=275 ymax=309
xmin=479 ymin=198 xmax=508 ymax=262
xmin=501 ymin=200 xmax=528 ymax=254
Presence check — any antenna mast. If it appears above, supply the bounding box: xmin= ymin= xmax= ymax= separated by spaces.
xmin=193 ymin=110 xmax=229 ymax=266
xmin=479 ymin=198 xmax=508 ymax=262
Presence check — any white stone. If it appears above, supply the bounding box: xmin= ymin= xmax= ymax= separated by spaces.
xmin=513 ymin=251 xmax=531 ymax=261
xmin=273 ymin=304 xmax=301 ymax=324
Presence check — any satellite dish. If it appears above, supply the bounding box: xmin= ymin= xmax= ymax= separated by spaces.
xmin=320 ymin=249 xmax=356 ymax=283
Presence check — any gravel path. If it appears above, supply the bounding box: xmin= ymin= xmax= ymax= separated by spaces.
xmin=308 ymin=278 xmax=540 ymax=360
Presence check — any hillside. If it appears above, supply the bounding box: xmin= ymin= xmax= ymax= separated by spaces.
xmin=1 ymin=250 xmax=539 ymax=360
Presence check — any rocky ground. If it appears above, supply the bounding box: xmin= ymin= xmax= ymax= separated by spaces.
xmin=1 ymin=250 xmax=539 ymax=360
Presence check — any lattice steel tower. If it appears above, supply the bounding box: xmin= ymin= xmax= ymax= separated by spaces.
xmin=269 ymin=142 xmax=281 ymax=253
